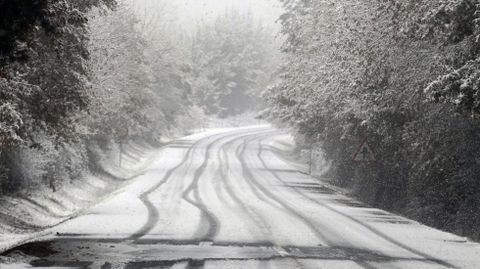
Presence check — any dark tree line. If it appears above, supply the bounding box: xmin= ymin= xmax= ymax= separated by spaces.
xmin=189 ymin=10 xmax=280 ymax=118
xmin=0 ymin=0 xmax=197 ymax=194
xmin=266 ymin=0 xmax=480 ymax=240
xmin=1 ymin=0 xmax=116 ymax=193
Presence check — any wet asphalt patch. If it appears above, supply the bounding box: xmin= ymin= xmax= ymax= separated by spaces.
xmin=1 ymin=238 xmax=445 ymax=269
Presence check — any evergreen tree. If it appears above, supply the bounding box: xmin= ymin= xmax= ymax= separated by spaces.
xmin=190 ymin=10 xmax=280 ymax=117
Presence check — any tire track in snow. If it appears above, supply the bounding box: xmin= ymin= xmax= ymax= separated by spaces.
xmin=256 ymin=136 xmax=459 ymax=269
xmin=182 ymin=137 xmax=221 ymax=241
xmin=238 ymin=134 xmax=379 ymax=269
xmin=181 ymin=127 xmax=272 ymax=241
xmin=214 ymin=132 xmax=277 ymax=239
xmin=129 ymin=128 xmax=268 ymax=240
xmin=161 ymin=143 xmax=198 ymax=212
xmin=235 ymin=136 xmax=332 ymax=245
xmin=218 ymin=133 xmax=307 ymax=269
xmin=232 ymin=137 xmax=286 ymax=211
xmin=217 ymin=131 xmax=283 ymax=210
xmin=129 ymin=141 xmax=198 ymax=240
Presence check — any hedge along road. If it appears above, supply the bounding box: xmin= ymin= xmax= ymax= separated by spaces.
xmin=3 ymin=126 xmax=480 ymax=269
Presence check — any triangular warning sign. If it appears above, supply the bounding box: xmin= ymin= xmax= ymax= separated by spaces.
xmin=353 ymin=139 xmax=376 ymax=163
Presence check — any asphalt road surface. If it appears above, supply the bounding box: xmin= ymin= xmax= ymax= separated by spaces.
xmin=5 ymin=126 xmax=480 ymax=268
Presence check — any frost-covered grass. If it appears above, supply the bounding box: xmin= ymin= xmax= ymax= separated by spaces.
xmin=0 ymin=139 xmax=161 ymax=254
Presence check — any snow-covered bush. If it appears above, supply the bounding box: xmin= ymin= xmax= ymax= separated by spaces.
xmin=0 ymin=130 xmax=89 ymax=194
xmin=0 ymin=0 xmax=203 ymax=200
xmin=267 ymin=0 xmax=480 ymax=240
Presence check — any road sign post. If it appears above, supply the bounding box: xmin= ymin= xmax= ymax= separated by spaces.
xmin=309 ymin=143 xmax=323 ymax=175
xmin=309 ymin=146 xmax=313 ymax=175
xmin=119 ymin=127 xmax=129 ymax=168
xmin=353 ymin=139 xmax=376 ymax=163
xmin=119 ymin=141 xmax=123 ymax=168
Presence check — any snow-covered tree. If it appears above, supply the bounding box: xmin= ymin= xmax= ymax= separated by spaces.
xmin=190 ymin=10 xmax=280 ymax=117
xmin=266 ymin=0 xmax=480 ymax=240
xmin=86 ymin=3 xmax=196 ymax=143
xmin=0 ymin=0 xmax=116 ymax=193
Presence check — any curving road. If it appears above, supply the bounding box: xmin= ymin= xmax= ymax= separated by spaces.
xmin=7 ymin=126 xmax=480 ymax=268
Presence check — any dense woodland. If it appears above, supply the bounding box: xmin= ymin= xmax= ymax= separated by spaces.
xmin=1 ymin=0 xmax=480 ymax=242
xmin=0 ymin=1 xmax=277 ymax=195
xmin=189 ymin=9 xmax=280 ymax=117
xmin=266 ymin=0 xmax=480 ymax=240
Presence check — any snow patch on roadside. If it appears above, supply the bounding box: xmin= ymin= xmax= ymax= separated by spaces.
xmin=267 ymin=134 xmax=354 ymax=196
xmin=269 ymin=134 xmax=311 ymax=174
xmin=0 ymin=139 xmax=162 ymax=255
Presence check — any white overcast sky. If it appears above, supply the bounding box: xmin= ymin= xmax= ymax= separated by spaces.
xmin=175 ymin=0 xmax=284 ymax=25
xmin=126 ymin=0 xmax=285 ymax=32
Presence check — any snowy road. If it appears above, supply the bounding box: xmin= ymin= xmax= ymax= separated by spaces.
xmin=6 ymin=126 xmax=480 ymax=268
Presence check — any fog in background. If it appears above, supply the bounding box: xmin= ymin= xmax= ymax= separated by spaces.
xmin=126 ymin=0 xmax=285 ymax=34
xmin=3 ymin=0 xmax=480 ymax=267
xmin=121 ymin=0 xmax=285 ymax=119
